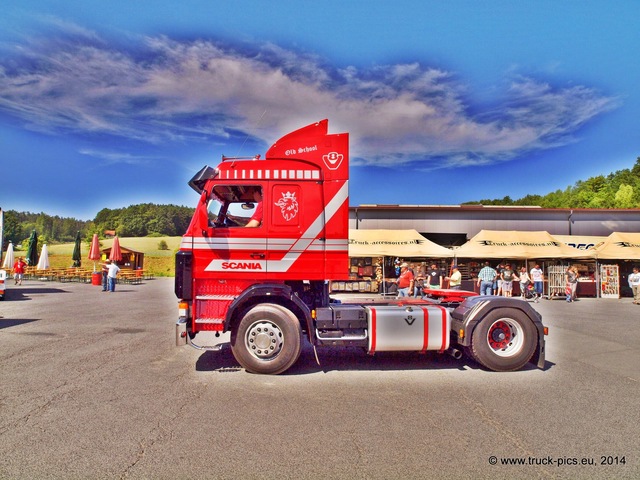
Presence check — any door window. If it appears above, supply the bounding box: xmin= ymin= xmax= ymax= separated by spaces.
xmin=207 ymin=185 xmax=262 ymax=228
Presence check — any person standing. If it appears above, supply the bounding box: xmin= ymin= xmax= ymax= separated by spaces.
xmin=565 ymin=266 xmax=578 ymax=302
xmin=101 ymin=261 xmax=109 ymax=292
xmin=564 ymin=265 xmax=578 ymax=302
xmin=426 ymin=263 xmax=443 ymax=290
xmin=396 ymin=262 xmax=414 ymax=298
xmin=476 ymin=262 xmax=496 ymax=296
xmin=500 ymin=264 xmax=518 ymax=297
xmin=104 ymin=259 xmax=121 ymax=293
xmin=570 ymin=266 xmax=579 ymax=301
xmin=495 ymin=264 xmax=505 ymax=296
xmin=413 ymin=274 xmax=425 ymax=298
xmin=448 ymin=265 xmax=462 ymax=290
xmin=530 ymin=264 xmax=544 ymax=302
xmin=518 ymin=267 xmax=531 ymax=298
xmin=628 ymin=267 xmax=640 ymax=305
xmin=12 ymin=257 xmax=27 ymax=285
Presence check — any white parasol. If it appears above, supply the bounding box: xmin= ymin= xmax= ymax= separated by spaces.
xmin=37 ymin=244 xmax=50 ymax=270
xmin=2 ymin=241 xmax=14 ymax=269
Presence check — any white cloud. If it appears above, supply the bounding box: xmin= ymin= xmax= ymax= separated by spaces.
xmin=0 ymin=26 xmax=620 ymax=170
xmin=78 ymin=149 xmax=153 ymax=165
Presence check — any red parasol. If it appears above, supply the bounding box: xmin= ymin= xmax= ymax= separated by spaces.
xmin=109 ymin=236 xmax=123 ymax=262
xmin=88 ymin=234 xmax=101 ymax=271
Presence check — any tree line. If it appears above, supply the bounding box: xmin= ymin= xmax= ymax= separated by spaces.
xmin=2 ymin=204 xmax=194 ymax=246
xmin=464 ymin=157 xmax=640 ymax=208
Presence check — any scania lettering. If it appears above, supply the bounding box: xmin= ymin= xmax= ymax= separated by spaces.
xmin=221 ymin=262 xmax=263 ymax=270
xmin=175 ymin=120 xmax=547 ymax=374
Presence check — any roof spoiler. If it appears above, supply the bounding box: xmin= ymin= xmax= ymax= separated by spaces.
xmin=188 ymin=165 xmax=217 ymax=194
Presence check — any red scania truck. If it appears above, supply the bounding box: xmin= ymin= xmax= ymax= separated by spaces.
xmin=175 ymin=120 xmax=546 ymax=374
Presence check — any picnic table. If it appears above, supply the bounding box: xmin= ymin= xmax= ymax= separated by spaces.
xmin=118 ymin=269 xmax=143 ymax=285
xmin=58 ymin=268 xmax=93 ymax=283
xmin=17 ymin=265 xmax=151 ymax=285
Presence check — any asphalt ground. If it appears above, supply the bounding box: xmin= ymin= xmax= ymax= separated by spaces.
xmin=0 ymin=278 xmax=638 ymax=479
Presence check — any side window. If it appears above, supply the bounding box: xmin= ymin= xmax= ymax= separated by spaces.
xmin=208 ymin=184 xmax=263 ymax=228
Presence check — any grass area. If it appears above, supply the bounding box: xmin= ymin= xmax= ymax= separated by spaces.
xmin=12 ymin=236 xmax=182 ymax=277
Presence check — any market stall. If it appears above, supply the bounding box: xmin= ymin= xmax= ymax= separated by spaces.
xmin=334 ymin=229 xmax=453 ymax=293
xmin=593 ymin=232 xmax=640 ymax=298
xmin=553 ymin=235 xmax=606 ymax=297
xmin=593 ymin=232 xmax=640 ymax=259
xmin=453 ymin=230 xmax=593 ymax=296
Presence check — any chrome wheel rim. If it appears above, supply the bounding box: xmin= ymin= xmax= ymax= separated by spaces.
xmin=487 ymin=318 xmax=524 ymax=357
xmin=245 ymin=320 xmax=284 ymax=360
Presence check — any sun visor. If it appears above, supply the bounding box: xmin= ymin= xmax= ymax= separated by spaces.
xmin=188 ymin=165 xmax=218 ymax=194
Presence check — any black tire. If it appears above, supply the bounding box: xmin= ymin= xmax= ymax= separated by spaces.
xmin=470 ymin=308 xmax=537 ymax=372
xmin=230 ymin=303 xmax=302 ymax=375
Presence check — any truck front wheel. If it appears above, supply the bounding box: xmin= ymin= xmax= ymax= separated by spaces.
xmin=470 ymin=309 xmax=537 ymax=372
xmin=231 ymin=303 xmax=302 ymax=374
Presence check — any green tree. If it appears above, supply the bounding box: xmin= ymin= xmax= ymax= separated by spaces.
xmin=2 ymin=211 xmax=23 ymax=247
xmin=614 ymin=184 xmax=635 ymax=208
xmin=148 ymin=216 xmax=174 ymax=236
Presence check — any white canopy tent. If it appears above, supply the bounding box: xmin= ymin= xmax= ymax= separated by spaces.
xmin=348 ymin=229 xmax=452 ymax=295
xmin=348 ymin=229 xmax=453 ymax=258
xmin=553 ymin=235 xmax=607 ymax=252
xmin=593 ymin=232 xmax=640 ymax=260
xmin=453 ymin=230 xmax=593 ymax=259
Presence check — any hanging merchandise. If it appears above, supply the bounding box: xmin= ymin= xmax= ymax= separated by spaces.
xmin=600 ymin=264 xmax=619 ymax=298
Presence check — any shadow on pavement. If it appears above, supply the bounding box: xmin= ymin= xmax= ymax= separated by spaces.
xmin=193 ymin=342 xmax=552 ymax=375
xmin=4 ymin=287 xmax=72 ymax=301
xmin=195 ymin=344 xmax=243 ymax=373
xmin=0 ymin=318 xmax=40 ymax=329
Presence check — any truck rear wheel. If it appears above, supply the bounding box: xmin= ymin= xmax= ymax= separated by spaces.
xmin=470 ymin=309 xmax=537 ymax=372
xmin=231 ymin=303 xmax=302 ymax=375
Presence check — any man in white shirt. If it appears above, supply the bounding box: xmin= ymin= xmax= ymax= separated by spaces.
xmin=628 ymin=267 xmax=640 ymax=304
xmin=105 ymin=260 xmax=121 ymax=293
xmin=529 ymin=264 xmax=544 ymax=302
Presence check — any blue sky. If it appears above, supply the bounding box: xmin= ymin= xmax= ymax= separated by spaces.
xmin=0 ymin=0 xmax=637 ymax=220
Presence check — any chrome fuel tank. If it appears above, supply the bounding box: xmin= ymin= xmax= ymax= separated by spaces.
xmin=365 ymin=304 xmax=450 ymax=353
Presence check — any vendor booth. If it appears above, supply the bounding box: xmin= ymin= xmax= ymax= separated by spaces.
xmin=349 ymin=229 xmax=453 ymax=258
xmin=552 ymin=235 xmax=606 ymax=297
xmin=333 ymin=229 xmax=453 ymax=293
xmin=593 ymin=232 xmax=640 ymax=259
xmin=453 ymin=230 xmax=593 ymax=297
xmin=100 ymin=245 xmax=145 ymax=270
xmin=593 ymin=232 xmax=640 ymax=298
xmin=454 ymin=230 xmax=592 ymax=259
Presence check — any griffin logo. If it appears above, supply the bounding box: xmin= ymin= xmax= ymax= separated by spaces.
xmin=323 ymin=151 xmax=343 ymax=171
xmin=275 ymin=191 xmax=299 ymax=221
